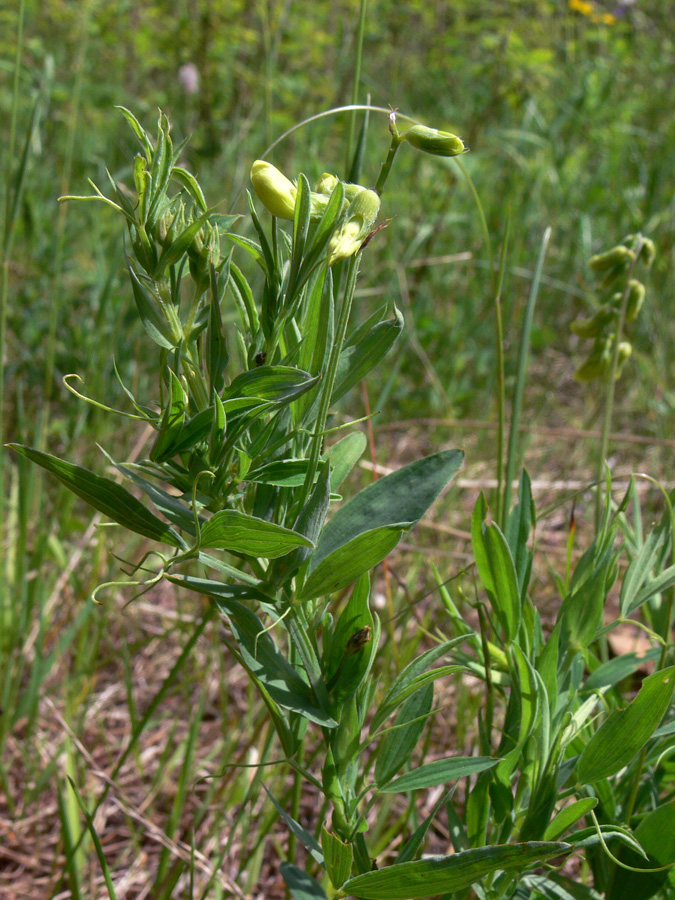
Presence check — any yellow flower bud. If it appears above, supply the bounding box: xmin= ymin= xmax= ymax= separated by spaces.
xmin=326 ymin=188 xmax=380 ymax=266
xmin=401 ymin=125 xmax=466 ymax=157
xmin=250 ymin=160 xmax=297 ymax=219
xmin=315 ymin=172 xmax=339 ymax=194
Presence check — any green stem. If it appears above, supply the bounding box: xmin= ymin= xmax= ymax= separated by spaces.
xmin=375 ymin=134 xmax=402 ymax=197
xmin=503 ymin=226 xmax=551 ymax=524
xmin=297 ymin=254 xmax=360 ymax=510
xmin=0 ymin=0 xmax=25 ymax=623
xmin=346 ymin=0 xmax=368 ymax=172
xmin=595 ymin=237 xmax=643 ymax=529
xmin=493 ymin=290 xmax=506 ymax=529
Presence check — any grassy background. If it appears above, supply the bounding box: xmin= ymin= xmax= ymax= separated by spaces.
xmin=2 ymin=0 xmax=675 ymax=896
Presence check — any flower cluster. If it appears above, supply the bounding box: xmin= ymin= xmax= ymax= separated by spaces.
xmin=250 ymin=161 xmax=381 ymax=266
xmin=571 ymin=234 xmax=654 ymax=382
xmin=569 ymin=0 xmax=617 ymax=25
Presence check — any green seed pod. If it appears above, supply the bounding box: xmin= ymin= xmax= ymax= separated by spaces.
xmin=588 ymin=245 xmax=634 ymax=273
xmin=401 ymin=124 xmax=466 ymax=157
xmin=326 ymin=188 xmax=381 ymax=266
xmin=570 ymin=303 xmax=617 ymax=338
xmin=640 ymin=237 xmax=656 ymax=267
xmin=574 ymin=336 xmax=612 ymax=382
xmin=250 ymin=160 xmax=297 ymax=219
xmin=625 ymin=280 xmax=645 ymax=322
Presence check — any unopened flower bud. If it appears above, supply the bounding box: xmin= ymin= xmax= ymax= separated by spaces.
xmin=315 ymin=172 xmax=339 ymax=194
xmin=570 ymin=303 xmax=617 ymax=338
xmin=625 ymin=280 xmax=645 ymax=322
xmin=250 ymin=160 xmax=297 ymax=219
xmin=326 ymin=188 xmax=380 ymax=266
xmin=588 ymin=245 xmax=634 ymax=273
xmin=401 ymin=125 xmax=465 ymax=157
xmin=615 ymin=341 xmax=632 ymax=378
xmin=574 ymin=336 xmax=613 ymax=382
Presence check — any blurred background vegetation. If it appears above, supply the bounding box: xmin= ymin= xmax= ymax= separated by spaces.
xmin=2 ymin=1 xmax=675 ymax=895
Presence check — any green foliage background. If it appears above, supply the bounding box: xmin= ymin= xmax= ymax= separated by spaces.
xmin=4 ymin=0 xmax=675 ymax=437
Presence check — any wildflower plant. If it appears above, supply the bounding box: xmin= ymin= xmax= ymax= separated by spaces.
xmin=9 ymin=110 xmax=675 ymax=899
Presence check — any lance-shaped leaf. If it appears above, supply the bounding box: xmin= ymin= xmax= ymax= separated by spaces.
xmin=332 ymin=306 xmax=404 ymax=403
xmin=300 ymin=451 xmax=463 ymax=600
xmin=214 ymin=598 xmax=336 ymax=727
xmin=264 ymin=785 xmax=324 ymax=866
xmin=341 ymin=842 xmax=570 ymax=899
xmin=606 ymin=801 xmax=675 ymax=900
xmin=281 ymin=863 xmax=328 ymax=900
xmin=379 ymin=755 xmax=498 ymax=793
xmin=9 ymin=444 xmax=182 ymax=547
xmin=374 ymin=683 xmax=434 ymax=787
xmin=472 ymin=494 xmax=521 ymax=641
xmin=150 ymin=369 xmax=186 ymax=462
xmin=370 ymin=638 xmax=467 ymax=734
xmin=576 ymin=666 xmax=675 ymax=783
xmin=223 ymin=366 xmax=318 ymax=403
xmin=199 ymin=510 xmax=314 ymax=558
xmin=127 ymin=260 xmax=180 ymax=349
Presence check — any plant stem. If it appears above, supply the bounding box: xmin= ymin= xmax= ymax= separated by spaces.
xmin=503 ymin=226 xmax=551 ymax=524
xmin=0 ymin=0 xmax=25 ymax=622
xmin=595 ymin=237 xmax=643 ymax=529
xmin=375 ymin=134 xmax=402 ymax=197
xmin=346 ymin=0 xmax=368 ymax=173
xmin=297 ymin=254 xmax=360 ymax=509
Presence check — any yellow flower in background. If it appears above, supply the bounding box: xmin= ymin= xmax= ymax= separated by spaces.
xmin=569 ymin=0 xmax=594 ymax=15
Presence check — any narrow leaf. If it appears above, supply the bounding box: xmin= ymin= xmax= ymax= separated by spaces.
xmin=576 ymin=666 xmax=675 ymax=782
xmin=9 ymin=444 xmax=181 ymax=546
xmin=342 ymin=842 xmax=570 ymax=899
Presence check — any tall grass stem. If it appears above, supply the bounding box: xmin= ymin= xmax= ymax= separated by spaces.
xmin=503 ymin=226 xmax=551 ymax=522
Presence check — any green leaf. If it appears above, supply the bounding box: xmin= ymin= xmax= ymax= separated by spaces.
xmin=472 ymin=494 xmax=521 ymax=641
xmin=370 ymin=638 xmax=467 ymax=733
xmin=397 ymin=787 xmax=456 ymax=864
xmin=341 ymin=842 xmax=570 ymax=899
xmin=576 ymin=666 xmax=675 ymax=783
xmin=155 ymin=208 xmax=211 ymax=275
xmin=331 ymin=306 xmax=404 ymax=403
xmin=522 ymin=872 xmax=602 ymax=900
xmin=300 ymin=525 xmax=403 ymax=600
xmin=224 ymin=366 xmax=318 ymax=403
xmin=281 ymin=863 xmax=328 ymax=900
xmin=214 ymin=598 xmax=337 ymax=727
xmin=200 ymin=510 xmax=314 ymax=558
xmin=264 ymin=786 xmax=324 ymax=866
xmin=375 ymin=683 xmax=434 ymax=787
xmin=620 ymin=527 xmax=667 ymax=617
xmin=170 ymin=165 xmax=208 ymax=211
xmin=302 ymin=451 xmax=464 ymax=598
xmin=379 ymin=756 xmax=498 ymax=793
xmin=505 ymin=469 xmax=535 ymax=596
xmin=150 ymin=369 xmax=186 ymax=462
xmin=9 ymin=444 xmax=182 ymax=547
xmin=321 ymin=826 xmax=353 ymax=889
xmin=127 ymin=260 xmax=179 ymax=349
xmin=544 ymin=798 xmax=598 ymax=841
xmin=206 ymin=262 xmax=229 ymax=394
xmin=326 ymin=574 xmax=373 ymax=703
xmin=245 ymin=458 xmax=312 ymax=487
xmin=165 ymin=574 xmax=273 ymax=605
xmin=607 ymin=801 xmax=675 ymax=900
xmin=625 ymin=562 xmax=675 ymax=617
xmin=583 ymin=649 xmax=662 ymax=693
xmin=325 ymin=432 xmax=367 ymax=491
